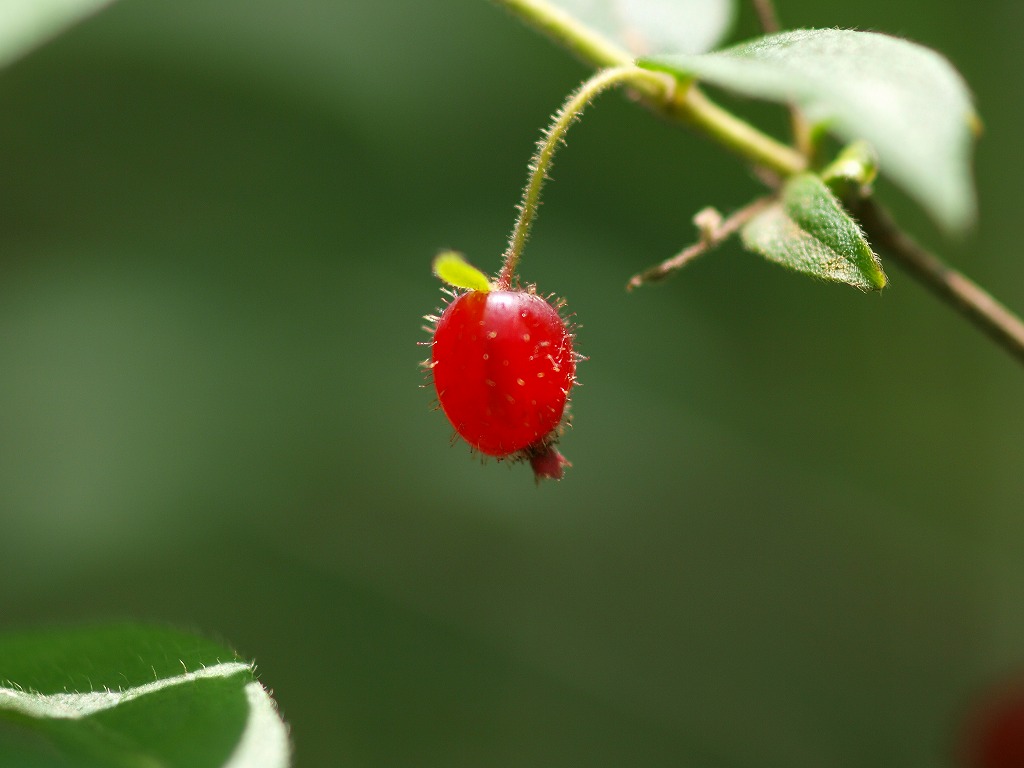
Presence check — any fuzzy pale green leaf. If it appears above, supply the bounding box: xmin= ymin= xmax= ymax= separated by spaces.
xmin=645 ymin=29 xmax=978 ymax=233
xmin=0 ymin=624 xmax=290 ymax=768
xmin=545 ymin=0 xmax=735 ymax=57
xmin=741 ymin=173 xmax=886 ymax=291
xmin=0 ymin=0 xmax=118 ymax=69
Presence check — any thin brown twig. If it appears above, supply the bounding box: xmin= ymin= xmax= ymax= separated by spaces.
xmin=627 ymin=197 xmax=772 ymax=290
xmin=751 ymin=0 xmax=780 ymax=34
xmin=494 ymin=0 xmax=1024 ymax=370
xmin=748 ymin=0 xmax=818 ymax=160
xmin=857 ymin=199 xmax=1024 ymax=366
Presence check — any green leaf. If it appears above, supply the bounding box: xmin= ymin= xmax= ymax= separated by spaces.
xmin=820 ymin=140 xmax=879 ymax=202
xmin=547 ymin=0 xmax=735 ymax=57
xmin=432 ymin=251 xmax=492 ymax=293
xmin=644 ymin=29 xmax=979 ymax=233
xmin=741 ymin=173 xmax=886 ymax=291
xmin=0 ymin=624 xmax=291 ymax=768
xmin=0 ymin=0 xmax=118 ymax=69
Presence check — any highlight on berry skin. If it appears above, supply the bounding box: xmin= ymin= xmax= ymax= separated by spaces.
xmin=424 ymin=252 xmax=578 ymax=482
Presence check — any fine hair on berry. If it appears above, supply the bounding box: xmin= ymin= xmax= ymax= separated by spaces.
xmin=429 ymin=286 xmax=577 ymax=479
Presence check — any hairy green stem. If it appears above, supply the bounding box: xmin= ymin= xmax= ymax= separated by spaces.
xmin=499 ymin=66 xmax=673 ymax=288
xmin=667 ymin=87 xmax=805 ymax=176
xmin=492 ymin=0 xmax=1024 ymax=368
xmin=490 ymin=0 xmax=805 ymax=179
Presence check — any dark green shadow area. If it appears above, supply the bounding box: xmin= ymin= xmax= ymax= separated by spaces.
xmin=0 ymin=0 xmax=1022 ymax=767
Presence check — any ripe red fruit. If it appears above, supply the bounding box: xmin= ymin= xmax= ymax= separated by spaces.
xmin=960 ymin=677 xmax=1024 ymax=768
xmin=429 ymin=288 xmax=576 ymax=479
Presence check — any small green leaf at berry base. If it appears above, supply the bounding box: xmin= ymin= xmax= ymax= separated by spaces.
xmin=432 ymin=251 xmax=492 ymax=293
xmin=741 ymin=172 xmax=886 ymax=291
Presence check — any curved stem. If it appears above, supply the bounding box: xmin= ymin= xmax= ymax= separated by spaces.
xmin=751 ymin=0 xmax=780 ymax=33
xmin=491 ymin=0 xmax=805 ymax=180
xmin=499 ymin=66 xmax=673 ymax=288
xmin=497 ymin=60 xmax=805 ymax=288
xmin=492 ymin=0 xmax=1024 ymax=369
xmin=858 ymin=199 xmax=1024 ymax=366
xmin=668 ymin=87 xmax=805 ymax=176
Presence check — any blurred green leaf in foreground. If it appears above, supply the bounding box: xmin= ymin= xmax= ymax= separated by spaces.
xmin=0 ymin=0 xmax=118 ymax=69
xmin=0 ymin=624 xmax=290 ymax=768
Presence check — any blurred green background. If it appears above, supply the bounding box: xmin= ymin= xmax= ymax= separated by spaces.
xmin=1 ymin=0 xmax=1021 ymax=765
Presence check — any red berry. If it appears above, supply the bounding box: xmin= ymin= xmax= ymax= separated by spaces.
xmin=430 ymin=288 xmax=576 ymax=465
xmin=960 ymin=677 xmax=1024 ymax=768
